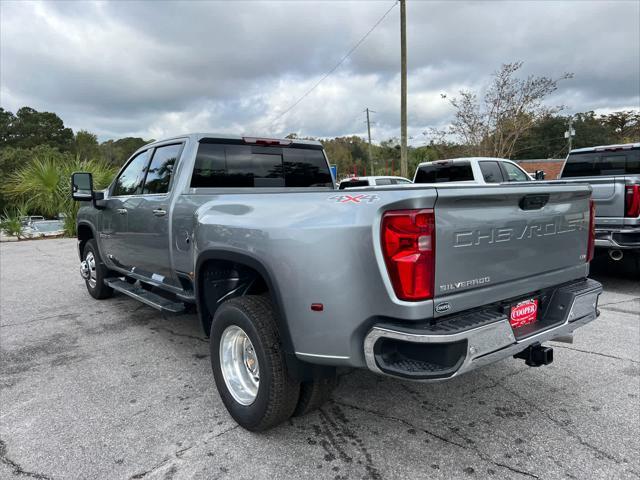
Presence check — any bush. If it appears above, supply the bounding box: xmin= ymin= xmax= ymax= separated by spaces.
xmin=0 ymin=208 xmax=25 ymax=239
xmin=2 ymin=153 xmax=117 ymax=236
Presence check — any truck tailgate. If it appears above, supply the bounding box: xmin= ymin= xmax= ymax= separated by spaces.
xmin=433 ymin=183 xmax=591 ymax=308
xmin=559 ymin=176 xmax=627 ymax=218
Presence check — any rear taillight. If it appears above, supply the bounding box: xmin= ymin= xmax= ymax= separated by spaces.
xmin=587 ymin=199 xmax=596 ymax=263
xmin=625 ymin=185 xmax=640 ymax=218
xmin=381 ymin=209 xmax=435 ymax=301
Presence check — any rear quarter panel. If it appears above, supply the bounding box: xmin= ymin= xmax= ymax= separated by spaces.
xmin=175 ymin=187 xmax=439 ymax=366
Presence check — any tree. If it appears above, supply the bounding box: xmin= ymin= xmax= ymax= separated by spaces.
xmin=443 ymin=62 xmax=572 ymax=159
xmin=0 ymin=108 xmax=16 ymax=145
xmin=99 ymin=137 xmax=151 ymax=166
xmin=74 ymin=130 xmax=100 ymax=161
xmin=602 ymin=110 xmax=640 ymax=143
xmin=0 ymin=107 xmax=74 ymax=151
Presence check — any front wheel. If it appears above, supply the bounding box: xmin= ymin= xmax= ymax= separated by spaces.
xmin=80 ymin=239 xmax=113 ymax=299
xmin=210 ymin=296 xmax=299 ymax=431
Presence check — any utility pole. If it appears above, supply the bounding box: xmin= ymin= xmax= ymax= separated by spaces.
xmin=365 ymin=108 xmax=374 ymax=176
xmin=399 ymin=0 xmax=408 ymax=178
xmin=564 ymin=116 xmax=575 ymax=153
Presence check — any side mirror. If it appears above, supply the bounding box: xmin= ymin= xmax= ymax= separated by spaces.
xmin=535 ymin=170 xmax=545 ymax=180
xmin=71 ymin=172 xmax=94 ymax=201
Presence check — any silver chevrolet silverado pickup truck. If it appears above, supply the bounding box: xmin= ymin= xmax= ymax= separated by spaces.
xmin=560 ymin=143 xmax=640 ymax=267
xmin=71 ymin=133 xmax=602 ymax=430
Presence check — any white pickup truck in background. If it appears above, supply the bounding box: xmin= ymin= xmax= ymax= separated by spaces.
xmin=338 ymin=175 xmax=412 ymax=189
xmin=413 ymin=157 xmax=540 ymax=184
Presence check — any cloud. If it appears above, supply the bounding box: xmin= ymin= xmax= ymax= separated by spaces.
xmin=1 ymin=0 xmax=638 ymax=144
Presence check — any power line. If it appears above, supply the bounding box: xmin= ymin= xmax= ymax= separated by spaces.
xmin=270 ymin=1 xmax=399 ymax=128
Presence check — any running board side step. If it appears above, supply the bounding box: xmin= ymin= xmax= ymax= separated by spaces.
xmin=104 ymin=278 xmax=185 ymax=313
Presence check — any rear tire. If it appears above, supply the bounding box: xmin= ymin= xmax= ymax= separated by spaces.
xmin=210 ymin=295 xmax=300 ymax=431
xmin=293 ymin=376 xmax=338 ymax=417
xmin=82 ymin=239 xmax=113 ymax=300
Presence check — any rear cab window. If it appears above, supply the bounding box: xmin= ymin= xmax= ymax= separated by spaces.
xmin=562 ymin=147 xmax=640 ymax=177
xmin=414 ymin=162 xmax=474 ymax=183
xmin=374 ymin=178 xmax=393 ymax=185
xmin=191 ymin=140 xmax=333 ymax=188
xmin=339 ymin=179 xmax=370 ymax=189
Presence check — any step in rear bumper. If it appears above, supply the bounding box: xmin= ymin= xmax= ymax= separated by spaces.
xmin=363 ymin=279 xmax=603 ymax=381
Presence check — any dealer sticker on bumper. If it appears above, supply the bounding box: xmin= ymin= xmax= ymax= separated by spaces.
xmin=510 ymin=299 xmax=539 ymax=329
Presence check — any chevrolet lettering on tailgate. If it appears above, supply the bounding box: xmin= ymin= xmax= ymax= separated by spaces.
xmin=453 ymin=215 xmax=586 ymax=248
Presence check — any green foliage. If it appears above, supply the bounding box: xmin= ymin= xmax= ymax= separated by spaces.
xmin=2 ymin=153 xmax=117 ymax=236
xmin=0 ymin=207 xmax=25 ymax=239
xmin=513 ymin=110 xmax=640 ymax=159
xmin=99 ymin=137 xmax=152 ymax=166
xmin=74 ymin=130 xmax=101 ymax=161
xmin=0 ymin=107 xmax=74 ymax=151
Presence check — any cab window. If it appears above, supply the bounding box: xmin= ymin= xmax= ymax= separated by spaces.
xmin=112 ymin=150 xmax=150 ymax=196
xmin=500 ymin=162 xmax=530 ymax=182
xmin=479 ymin=161 xmax=504 ymax=183
xmin=143 ymin=144 xmax=182 ymax=194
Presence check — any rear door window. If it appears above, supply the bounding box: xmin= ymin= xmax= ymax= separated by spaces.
xmin=479 ymin=161 xmax=504 ymax=183
xmin=143 ymin=143 xmax=182 ymax=194
xmin=414 ymin=162 xmax=474 ymax=183
xmin=191 ymin=142 xmax=332 ymax=188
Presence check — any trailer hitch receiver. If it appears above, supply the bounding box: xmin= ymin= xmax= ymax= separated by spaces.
xmin=514 ymin=343 xmax=554 ymax=367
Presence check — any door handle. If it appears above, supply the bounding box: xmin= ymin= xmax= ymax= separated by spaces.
xmin=116 ymin=208 xmax=127 ymax=215
xmin=153 ymin=208 xmax=167 ymax=217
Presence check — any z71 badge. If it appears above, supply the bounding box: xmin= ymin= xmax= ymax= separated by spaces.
xmin=328 ymin=194 xmax=380 ymax=204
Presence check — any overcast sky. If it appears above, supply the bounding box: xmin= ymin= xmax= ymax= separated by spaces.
xmin=1 ymin=0 xmax=639 ymax=144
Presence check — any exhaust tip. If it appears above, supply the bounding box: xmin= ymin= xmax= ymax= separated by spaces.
xmin=609 ymin=249 xmax=624 ymax=261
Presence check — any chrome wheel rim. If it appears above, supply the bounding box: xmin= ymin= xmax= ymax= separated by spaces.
xmin=84 ymin=251 xmax=97 ymax=289
xmin=219 ymin=325 xmax=259 ymax=405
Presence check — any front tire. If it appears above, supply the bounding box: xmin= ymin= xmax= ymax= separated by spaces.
xmin=210 ymin=296 xmax=299 ymax=431
xmin=81 ymin=239 xmax=113 ymax=300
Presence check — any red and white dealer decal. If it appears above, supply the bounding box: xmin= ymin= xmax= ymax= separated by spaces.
xmin=510 ymin=299 xmax=538 ymax=329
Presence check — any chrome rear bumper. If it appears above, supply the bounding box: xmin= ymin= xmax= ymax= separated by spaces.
xmin=594 ymin=228 xmax=640 ymax=249
xmin=363 ymin=279 xmax=602 ymax=381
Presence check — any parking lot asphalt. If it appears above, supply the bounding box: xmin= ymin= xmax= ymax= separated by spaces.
xmin=1 ymin=238 xmax=638 ymax=480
